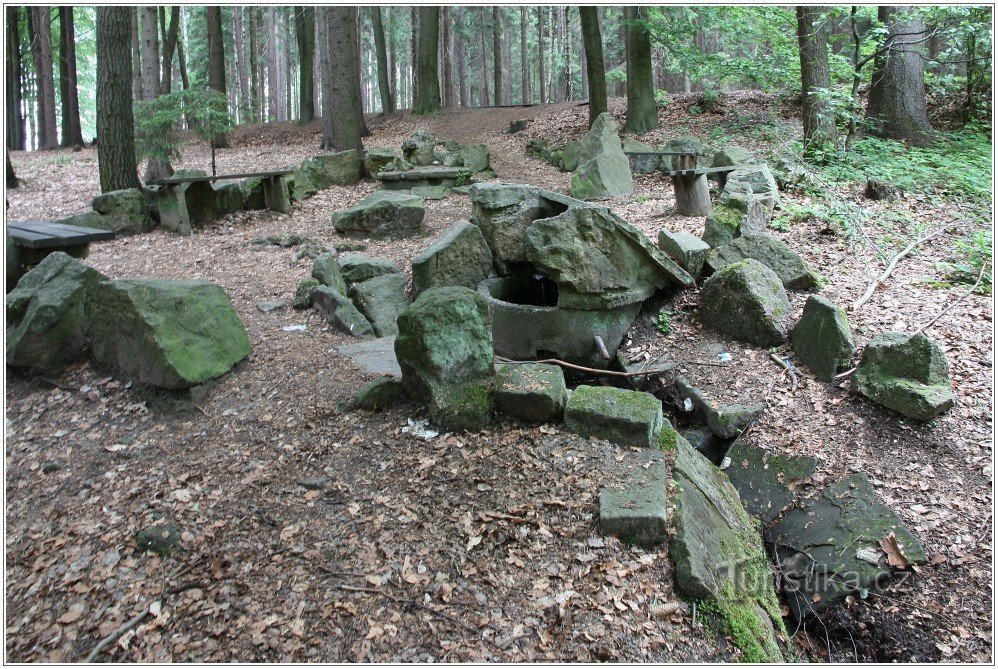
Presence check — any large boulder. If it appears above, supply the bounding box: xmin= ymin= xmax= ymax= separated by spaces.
xmin=791 ymin=296 xmax=855 ymax=381
xmin=459 ymin=144 xmax=491 ymax=173
xmin=331 ymin=190 xmax=426 ymax=238
xmin=711 ymin=146 xmax=758 ymax=171
xmin=702 ymin=196 xmax=770 ymax=249
xmin=699 ymin=259 xmax=790 ymax=347
xmin=212 ymin=180 xmax=244 ymax=216
xmin=90 ymin=188 xmax=155 ymax=235
xmin=570 ymin=113 xmax=634 ymax=200
xmin=564 ymin=385 xmax=663 ymax=449
xmin=338 ymin=253 xmax=399 ymax=285
xmin=363 ymin=148 xmax=401 ymax=177
xmin=349 ymin=274 xmax=411 ymax=337
xmin=706 ymin=233 xmax=821 ymax=290
xmin=401 ymin=130 xmax=439 ymax=166
xmin=293 ymin=150 xmax=362 ymax=200
xmin=394 ymin=286 xmax=496 ymax=431
xmin=85 ymin=279 xmax=252 ymax=389
xmin=6 ymin=252 xmax=105 ymax=370
xmin=6 ymin=231 xmax=23 ymax=292
xmin=852 ymin=332 xmax=956 ymax=420
xmin=525 ymin=206 xmax=692 ymax=309
xmin=411 ymin=221 xmax=494 ymax=296
xmin=313 ymin=285 xmax=374 ymax=337
xmin=723 ymin=165 xmax=780 ymax=212
xmin=671 ymin=439 xmax=787 ymax=662
xmin=621 ymin=137 xmax=660 ymax=174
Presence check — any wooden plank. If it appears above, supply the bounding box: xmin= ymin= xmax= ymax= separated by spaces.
xmin=146 ymin=169 xmax=294 ymax=186
xmin=8 ymin=221 xmax=114 ymax=249
xmin=29 ymin=221 xmax=115 ymax=241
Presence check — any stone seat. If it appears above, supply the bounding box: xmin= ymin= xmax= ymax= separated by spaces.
xmin=377 ymin=165 xmax=471 ymax=191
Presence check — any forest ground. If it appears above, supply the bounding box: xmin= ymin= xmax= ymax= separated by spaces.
xmin=4 ymin=95 xmax=993 ymax=663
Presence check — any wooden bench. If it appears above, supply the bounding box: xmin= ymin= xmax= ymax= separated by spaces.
xmin=625 ymin=151 xmax=749 ymax=216
xmin=146 ymin=169 xmax=295 ymax=234
xmin=6 ymin=220 xmax=115 ymax=290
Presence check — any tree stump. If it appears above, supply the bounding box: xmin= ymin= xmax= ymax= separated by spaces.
xmin=670 ymin=151 xmax=712 ymax=217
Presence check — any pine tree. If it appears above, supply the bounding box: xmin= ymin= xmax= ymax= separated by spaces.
xmin=580 ymin=7 xmax=607 ymax=126
xmin=623 ymin=7 xmax=658 ymax=134
xmin=96 ymin=7 xmax=140 ymax=192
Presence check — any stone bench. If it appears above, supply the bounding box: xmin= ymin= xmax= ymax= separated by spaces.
xmin=376 ymin=165 xmax=472 ymax=191
xmin=625 ymin=150 xmax=751 ymax=217
xmin=7 ymin=220 xmax=115 ymax=291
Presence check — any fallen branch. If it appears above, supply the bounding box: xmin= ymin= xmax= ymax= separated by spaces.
xmin=495 ymin=355 xmax=726 ymax=378
xmin=911 ymin=262 xmax=988 ymax=337
xmin=851 ymin=230 xmax=944 ymax=312
xmin=769 ymin=353 xmax=799 ymax=391
xmin=84 ymin=604 xmax=156 ymax=663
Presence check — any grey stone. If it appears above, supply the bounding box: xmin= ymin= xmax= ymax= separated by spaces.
xmin=349 ymin=273 xmax=411 ymax=337
xmin=702 ymin=196 xmax=771 ymax=249
xmin=349 ymin=376 xmax=406 ymax=411
xmin=256 ymin=300 xmax=287 ymax=313
xmin=570 ymin=113 xmax=634 ymax=200
xmin=680 ymin=426 xmax=731 ymax=465
xmin=723 ymin=165 xmax=780 ymax=211
xmin=559 ymin=140 xmax=583 ymax=172
xmin=564 ymin=385 xmax=663 ymax=449
xmin=6 ymin=230 xmax=23 ymax=291
xmin=311 ymin=252 xmax=348 ymax=296
xmin=658 ymin=230 xmax=711 ymax=277
xmin=136 ymin=522 xmax=182 ymax=556
xmin=723 ymin=441 xmax=817 ymax=524
xmin=40 ymin=460 xmax=62 ymax=473
xmin=377 ymin=165 xmax=471 ymax=191
xmin=402 ymin=129 xmax=439 ymax=166
xmin=706 ymin=234 xmax=821 ymax=291
xmin=617 ymin=352 xmax=679 ymax=392
xmin=241 ymin=177 xmax=266 ymax=209
xmin=494 ymin=363 xmax=567 ymax=422
xmin=292 ymin=278 xmax=321 ymax=309
xmin=600 ymin=450 xmax=669 ymax=548
xmin=621 ymin=137 xmax=660 ymax=174
xmin=90 ymin=188 xmax=155 ymax=235
xmin=459 ymin=143 xmax=491 ymax=173
xmin=766 ymin=473 xmax=927 ymax=622
xmin=331 ymin=190 xmax=426 ymax=238
xmin=337 ymin=337 xmax=401 ymax=377
xmin=852 ymin=332 xmax=956 ymax=421
xmin=213 ymin=180 xmax=244 ymax=215
xmin=711 ymin=146 xmax=757 ymax=171
xmin=411 ymin=185 xmax=449 ymax=199
xmin=674 ymin=376 xmax=764 ymax=440
xmin=338 ymin=253 xmax=400 ymax=285
xmin=313 ymin=285 xmax=374 ymax=337
xmin=412 ymin=221 xmax=494 ymax=296
xmin=364 ymin=148 xmax=401 ymax=177
xmin=292 ymin=150 xmax=362 ymax=200
xmin=298 ymin=476 xmax=328 ymax=490
xmin=699 ymin=259 xmax=790 ymax=347
xmin=791 ymin=296 xmax=855 ymax=381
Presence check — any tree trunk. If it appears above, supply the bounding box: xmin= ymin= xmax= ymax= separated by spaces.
xmin=176 ymin=13 xmax=189 ymax=92
xmin=866 ymin=6 xmax=932 ymax=143
xmin=562 ymin=8 xmax=572 ymax=101
xmin=352 ymin=8 xmax=369 ymax=135
xmin=30 ymin=7 xmax=58 ymax=150
xmin=491 ymin=7 xmax=503 ymax=106
xmin=323 ymin=7 xmax=363 ymax=151
xmin=160 ymin=7 xmax=180 ymax=94
xmin=57 ymin=7 xmax=84 ymax=147
xmin=623 ymin=7 xmax=658 ymax=134
xmin=131 ymin=8 xmax=143 ymax=102
xmin=411 ymin=7 xmax=419 ymax=110
xmin=457 ymin=9 xmax=468 ymax=108
xmin=317 ymin=8 xmax=331 ymax=141
xmin=441 ymin=7 xmax=453 ymax=108
xmin=371 ymin=7 xmax=395 ymax=115
xmin=580 ymin=35 xmax=588 ymax=100
xmin=520 ymin=8 xmax=530 ymax=105
xmin=234 ymin=8 xmax=251 ymax=123
xmin=249 ymin=8 xmax=260 ymax=123
xmin=796 ymin=7 xmax=836 ymax=153
xmin=6 ymin=7 xmax=25 ymax=151
xmin=295 ymin=7 xmax=315 ymax=122
xmin=96 ymin=7 xmax=140 ymax=192
xmin=579 ymin=7 xmax=607 ymax=127
xmin=140 ymin=6 xmax=172 ymax=181
xmin=266 ymin=7 xmax=278 ymax=121
xmin=537 ymin=7 xmax=546 ymax=104
xmin=7 ymin=151 xmax=18 ymax=189
xmin=414 ymin=7 xmax=440 ymax=114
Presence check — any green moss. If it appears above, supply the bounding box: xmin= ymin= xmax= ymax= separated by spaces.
xmin=657 ymin=424 xmax=679 ymax=451
xmin=712 ymin=204 xmax=743 ymax=231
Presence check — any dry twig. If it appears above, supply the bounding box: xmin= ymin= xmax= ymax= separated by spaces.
xmin=84 ymin=604 xmax=156 ymax=663
xmin=851 ymin=230 xmax=944 ymax=311
xmin=912 ymin=262 xmax=988 ymax=337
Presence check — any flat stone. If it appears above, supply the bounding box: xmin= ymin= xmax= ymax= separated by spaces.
xmin=699 ymin=259 xmax=790 ymax=347
xmin=313 ymin=285 xmax=374 ymax=337
xmin=791 ymin=295 xmax=855 ymax=381
xmin=852 ymin=332 xmax=955 ymax=421
xmin=363 ymin=148 xmax=401 ymax=177
xmin=494 ymin=363 xmax=567 ymax=422
xmin=723 ymin=441 xmax=817 ymax=524
xmin=675 ymin=376 xmax=764 ymax=439
xmin=338 ymin=253 xmax=400 ymax=285
xmin=706 ymin=233 xmax=820 ymax=291
xmin=298 ymin=476 xmax=328 ymax=490
xmin=337 ymin=337 xmax=401 ymax=377
xmin=411 ymin=221 xmax=494 ymax=296
xmin=599 ymin=450 xmax=669 ymax=548
xmin=658 ymin=230 xmax=711 ymax=278
xmin=411 ymin=185 xmax=450 ymax=199
xmin=332 ymin=190 xmax=426 ymax=238
xmin=349 ymin=274 xmax=411 ymax=337
xmin=621 ymin=137 xmax=660 ymax=174
xmin=377 ymin=165 xmax=471 ymax=191
xmin=256 ymin=300 xmax=287 ymax=313
xmin=564 ymin=385 xmax=663 ymax=449
xmin=766 ymin=473 xmax=927 ymax=622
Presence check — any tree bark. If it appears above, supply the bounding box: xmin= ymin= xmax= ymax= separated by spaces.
xmin=96 ymin=7 xmax=140 ymax=192
xmin=160 ymin=7 xmax=180 ymax=94
xmin=457 ymin=9 xmax=468 ymax=108
xmin=131 ymin=8 xmax=143 ymax=102
xmin=6 ymin=7 xmax=25 ymax=151
xmin=441 ymin=7 xmax=454 ymax=108
xmin=796 ymin=6 xmax=836 ymax=153
xmin=520 ymin=8 xmax=531 ymax=105
xmin=492 ymin=7 xmax=503 ymax=106
xmin=317 ymin=8 xmax=331 ymax=141
xmin=414 ymin=7 xmax=441 ymax=114
xmin=537 ymin=7 xmax=546 ymax=104
xmin=7 ymin=151 xmax=18 ymax=188
xmin=175 ymin=12 xmax=189 ymax=92
xmin=205 ymin=6 xmax=229 ymax=146
xmin=295 ymin=7 xmax=315 ymax=122
xmin=411 ymin=7 xmax=419 ymax=109
xmin=139 ymin=7 xmax=160 ymax=100
xmin=866 ymin=6 xmax=932 ymax=143
xmin=371 ymin=7 xmax=395 ymax=115
xmin=249 ymin=8 xmax=260 ymax=123
xmin=623 ymin=7 xmax=658 ymax=134
xmin=579 ymin=7 xmax=607 ymax=127
xmin=30 ymin=7 xmax=58 ymax=149
xmin=233 ymin=8 xmax=250 ymax=123
xmin=57 ymin=7 xmax=84 ymax=147
xmin=322 ymin=7 xmax=363 ymax=152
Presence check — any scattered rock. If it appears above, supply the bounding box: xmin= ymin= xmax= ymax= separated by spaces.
xmin=350 ymin=274 xmax=411 ymax=337
xmin=723 ymin=164 xmax=780 ymax=212
xmin=564 ymin=385 xmax=663 ymax=449
xmin=394 ymin=286 xmax=496 ymax=431
xmin=706 ymin=233 xmax=821 ymax=290
xmin=338 ymin=337 xmax=401 ymax=377
xmin=599 ymin=450 xmax=669 ymax=548
xmin=338 ymin=253 xmax=400 ymax=285
xmin=459 ymin=144 xmax=491 ymax=173
xmin=658 ymin=230 xmax=711 ymax=277
xmin=570 ymin=113 xmax=634 ymax=200
xmin=559 ymin=140 xmax=583 ymax=172
xmin=40 ymin=460 xmax=63 ymax=473
xmin=292 ymin=278 xmax=320 ymax=309
xmin=864 ymin=179 xmax=898 ymax=201
xmin=702 ymin=196 xmax=770 ymax=248
xmin=6 ymin=252 xmax=106 ymax=370
xmin=766 ymin=473 xmax=927 ymax=622
xmin=313 ymin=285 xmax=374 ymax=337
xmin=791 ymin=295 xmax=855 ymax=381
xmin=674 ymin=376 xmax=764 ymax=439
xmin=494 ymin=363 xmax=567 ymax=422
xmin=508 ymin=120 xmax=529 ymax=134
xmin=90 ymin=188 xmax=155 ymax=235
xmin=298 ymin=476 xmax=328 ymax=491
xmin=711 ymin=146 xmax=758 ymax=173
xmin=411 ymin=221 xmax=494 ymax=296
xmin=853 ymin=332 xmax=956 ymax=421
xmin=723 ymin=441 xmax=817 ymax=524
xmin=363 ymin=148 xmax=401 ymax=177
xmin=311 ymin=252 xmax=348 ymax=296
xmin=86 ymin=279 xmax=252 ymax=389
xmin=411 ymin=185 xmax=449 ymax=199
xmin=331 ymin=190 xmax=426 ymax=238
xmin=136 ymin=522 xmax=182 ymax=556
xmin=256 ymin=300 xmax=287 ymax=313
xmin=699 ymin=259 xmax=790 ymax=347
xmin=402 ymin=129 xmax=439 ymax=166
xmin=349 ymin=376 xmax=406 ymax=411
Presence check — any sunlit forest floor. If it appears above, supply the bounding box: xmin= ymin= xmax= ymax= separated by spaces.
xmin=5 ymin=94 xmax=992 ymax=662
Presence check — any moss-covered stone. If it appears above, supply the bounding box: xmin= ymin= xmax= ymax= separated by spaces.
xmin=338 ymin=253 xmax=399 ymax=285
xmin=313 ymin=286 xmax=374 ymax=337
xmin=621 ymin=137 xmax=659 ymax=174
xmin=90 ymin=188 xmax=156 ymax=235
xmin=699 ymin=259 xmax=790 ymax=347
xmin=852 ymin=332 xmax=955 ymax=420
xmin=570 ymin=113 xmax=634 ymax=200
xmin=86 ymin=279 xmax=252 ymax=389
xmin=494 ymin=363 xmax=567 ymax=422
xmin=659 ymin=230 xmax=711 ymax=277
xmin=292 ymin=278 xmax=320 ymax=309
xmin=212 ymin=180 xmax=245 ymax=215
xmin=311 ymin=252 xmax=348 ymax=296
xmin=349 ymin=376 xmax=406 ymax=411
xmin=293 ymin=150 xmax=362 ymax=200
xmin=723 ymin=440 xmax=817 ymax=524
xmin=241 ymin=176 xmax=266 ymax=209
xmin=565 ymin=385 xmax=663 ymax=449
xmin=331 ymin=190 xmax=426 ymax=238
xmin=675 ymin=377 xmax=764 ymax=440
xmin=599 ymin=450 xmax=669 ymax=548
xmin=791 ymin=295 xmax=855 ymax=381
xmin=459 ymin=143 xmax=490 ymax=173
xmin=723 ymin=165 xmax=780 ymax=211
xmin=412 ymin=221 xmax=494 ymax=296
xmin=707 ymin=233 xmax=820 ymax=291
xmin=702 ymin=202 xmax=744 ymax=249
xmin=363 ymin=148 xmax=401 ymax=177
xmin=136 ymin=522 xmax=182 ymax=556
xmin=349 ymin=273 xmax=411 ymax=337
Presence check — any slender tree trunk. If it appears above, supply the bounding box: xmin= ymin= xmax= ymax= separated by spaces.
xmin=411 ymin=7 xmax=419 ymax=110
xmin=457 ymin=9 xmax=469 ymax=108
xmin=131 ymin=8 xmax=143 ymax=102
xmin=796 ymin=6 xmax=836 ymax=153
xmin=580 ymin=34 xmax=589 ymax=101
xmin=520 ymin=8 xmax=530 ymax=105
xmin=30 ymin=7 xmax=58 ymax=149
xmin=205 ymin=6 xmax=229 ymax=146
xmin=6 ymin=7 xmax=25 ymax=151
xmin=372 ymin=7 xmax=395 ymax=115
xmin=295 ymin=7 xmax=314 ymax=122
xmin=414 ymin=6 xmax=441 ymax=114
xmin=623 ymin=7 xmax=658 ymax=134
xmin=266 ymin=7 xmax=278 ymax=121
xmin=249 ymin=7 xmax=260 ymax=123
xmin=58 ymin=7 xmax=84 ymax=147
xmin=234 ymin=8 xmax=251 ymax=122
xmin=96 ymin=7 xmax=140 ymax=192
xmin=176 ymin=14 xmax=189 ymax=91
xmin=492 ymin=7 xmax=503 ymax=106
xmin=579 ymin=7 xmax=607 ymax=127
xmin=441 ymin=7 xmax=453 ymax=107
xmin=140 ymin=6 xmax=172 ymax=181
xmin=317 ymin=7 xmax=331 ymax=141
xmin=160 ymin=7 xmax=180 ymax=94
xmin=537 ymin=7 xmax=546 ymax=104
xmin=563 ymin=8 xmax=572 ymax=101
xmin=7 ymin=151 xmax=19 ymax=188
xmin=323 ymin=7 xmax=363 ymax=151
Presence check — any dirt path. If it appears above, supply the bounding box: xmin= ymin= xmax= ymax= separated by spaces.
xmin=5 ymin=97 xmax=993 ymax=662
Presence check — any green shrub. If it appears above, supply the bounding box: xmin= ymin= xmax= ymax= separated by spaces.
xmin=936 ymin=229 xmax=993 ymax=294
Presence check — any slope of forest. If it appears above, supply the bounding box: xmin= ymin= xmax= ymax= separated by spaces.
xmin=5 ymin=93 xmax=992 ymax=663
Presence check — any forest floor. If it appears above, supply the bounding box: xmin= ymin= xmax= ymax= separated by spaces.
xmin=4 ymin=95 xmax=993 ymax=663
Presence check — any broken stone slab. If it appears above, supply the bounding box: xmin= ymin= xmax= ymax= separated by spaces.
xmin=311 ymin=252 xmax=348 ymax=296
xmin=213 ymin=180 xmax=245 ymax=216
xmin=791 ymin=295 xmax=855 ymax=381
xmin=570 ymin=112 xmax=634 ymax=200
xmin=564 ymin=385 xmax=663 ymax=449
xmin=337 ymin=336 xmax=401 ymax=377
xmin=706 ymin=233 xmax=821 ymax=291
xmin=723 ymin=440 xmax=817 ymax=524
xmin=331 ymin=190 xmax=427 ymax=238
xmin=241 ymin=176 xmax=267 ymax=209
xmin=852 ymin=332 xmax=956 ymax=421
xmin=411 ymin=221 xmax=494 ymax=297
xmin=313 ymin=285 xmax=374 ymax=337
xmin=90 ymin=188 xmax=156 ymax=235
xmin=377 ymin=165 xmax=471 ymax=191
xmin=402 ymin=129 xmax=439 ymax=166
xmin=658 ymin=230 xmax=711 ymax=278
xmin=395 ymin=286 xmax=496 ymax=431
xmin=674 ymin=376 xmax=764 ymax=440
xmin=525 ymin=206 xmax=693 ymax=309
xmin=411 ymin=185 xmax=450 ymax=199
xmin=723 ymin=164 xmax=780 ymax=212
xmin=616 ymin=352 xmax=678 ymax=392
xmin=494 ymin=362 xmax=567 ymax=423
xmin=363 ymin=147 xmax=401 ymax=177
xmin=670 ymin=438 xmax=787 ymax=662
xmin=621 ymin=137 xmax=660 ymax=174
xmin=348 ymin=376 xmax=406 ymax=411
xmin=699 ymin=259 xmax=790 ymax=347
xmin=711 ymin=146 xmax=758 ymax=171
xmin=293 ymin=150 xmax=362 ymax=200
xmin=765 ymin=473 xmax=927 ymax=622
xmin=599 ymin=449 xmax=669 ymax=548
xmin=338 ymin=253 xmax=399 ymax=285
xmin=6 ymin=252 xmax=106 ymax=370
xmin=292 ymin=278 xmax=320 ymax=309
xmin=349 ymin=273 xmax=411 ymax=337
xmin=85 ymin=279 xmax=252 ymax=389
xmin=702 ymin=196 xmax=771 ymax=249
